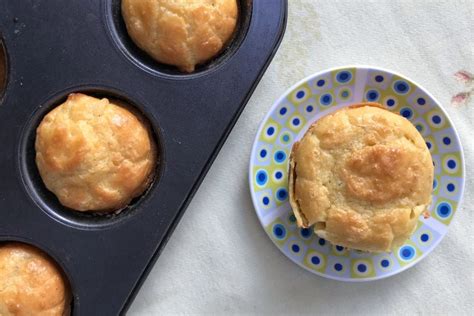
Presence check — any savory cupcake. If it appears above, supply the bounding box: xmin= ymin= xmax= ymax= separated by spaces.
xmin=0 ymin=243 xmax=71 ymax=316
xmin=289 ymin=103 xmax=433 ymax=252
xmin=121 ymin=0 xmax=239 ymax=72
xmin=35 ymin=93 xmax=157 ymax=212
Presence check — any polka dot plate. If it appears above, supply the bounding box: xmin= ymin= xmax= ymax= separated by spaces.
xmin=249 ymin=66 xmax=465 ymax=281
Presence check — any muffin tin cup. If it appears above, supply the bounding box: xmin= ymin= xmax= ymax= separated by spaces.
xmin=19 ymin=85 xmax=165 ymax=229
xmin=106 ymin=0 xmax=254 ymax=78
xmin=0 ymin=1 xmax=287 ymax=314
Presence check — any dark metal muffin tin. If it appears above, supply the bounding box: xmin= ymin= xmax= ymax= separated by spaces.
xmin=0 ymin=0 xmax=287 ymax=314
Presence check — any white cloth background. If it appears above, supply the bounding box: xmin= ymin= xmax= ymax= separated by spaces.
xmin=129 ymin=1 xmax=473 ymax=314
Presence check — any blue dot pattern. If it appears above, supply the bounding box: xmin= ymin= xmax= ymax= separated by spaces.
xmin=274 ymin=151 xmax=286 ymax=163
xmin=256 ymin=170 xmax=267 ymax=186
xmin=267 ymin=126 xmax=275 ymax=136
xmin=400 ymin=108 xmax=413 ymax=119
xmin=437 ymin=203 xmax=452 ymax=218
xmin=399 ymin=246 xmax=416 ymax=261
xmin=312 ymin=256 xmax=321 ymax=265
xmin=320 ymin=94 xmax=332 ymax=106
xmin=273 ymin=224 xmax=286 ymax=240
xmin=336 ymin=71 xmax=352 ymax=83
xmin=276 ymin=188 xmax=288 ymax=201
xmin=447 ymin=159 xmax=456 ymax=169
xmin=432 ymin=115 xmax=441 ymax=124
xmin=251 ymin=67 xmax=464 ymax=281
xmin=366 ymin=90 xmax=379 ymax=101
xmin=301 ymin=228 xmax=311 ymax=238
xmin=394 ymin=80 xmax=410 ymax=94
xmin=357 ymin=264 xmax=367 ymax=273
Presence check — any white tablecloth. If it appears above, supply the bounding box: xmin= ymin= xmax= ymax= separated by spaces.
xmin=129 ymin=1 xmax=473 ymax=314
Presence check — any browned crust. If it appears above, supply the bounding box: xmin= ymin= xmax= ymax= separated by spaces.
xmin=0 ymin=243 xmax=71 ymax=315
xmin=289 ymin=102 xmax=384 ymax=228
xmin=35 ymin=93 xmax=158 ymax=212
xmin=121 ymin=0 xmax=239 ymax=72
xmin=288 ymin=102 xmax=433 ymax=252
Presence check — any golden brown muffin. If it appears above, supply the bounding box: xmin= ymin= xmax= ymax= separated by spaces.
xmin=122 ymin=0 xmax=239 ymax=72
xmin=0 ymin=243 xmax=71 ymax=316
xmin=35 ymin=93 xmax=157 ymax=212
xmin=289 ymin=103 xmax=433 ymax=252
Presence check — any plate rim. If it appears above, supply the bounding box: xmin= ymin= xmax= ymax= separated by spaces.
xmin=248 ymin=65 xmax=466 ymax=282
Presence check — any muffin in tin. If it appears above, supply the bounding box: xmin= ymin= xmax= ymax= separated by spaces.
xmin=289 ymin=103 xmax=433 ymax=252
xmin=121 ymin=0 xmax=239 ymax=72
xmin=0 ymin=243 xmax=71 ymax=316
xmin=35 ymin=93 xmax=157 ymax=212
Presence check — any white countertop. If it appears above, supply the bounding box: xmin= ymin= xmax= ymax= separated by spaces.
xmin=129 ymin=1 xmax=473 ymax=314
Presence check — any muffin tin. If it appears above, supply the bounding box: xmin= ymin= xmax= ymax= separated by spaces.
xmin=0 ymin=1 xmax=287 ymax=314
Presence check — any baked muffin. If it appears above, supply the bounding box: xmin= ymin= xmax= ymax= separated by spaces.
xmin=35 ymin=93 xmax=157 ymax=212
xmin=122 ymin=0 xmax=239 ymax=72
xmin=289 ymin=103 xmax=433 ymax=252
xmin=0 ymin=243 xmax=71 ymax=316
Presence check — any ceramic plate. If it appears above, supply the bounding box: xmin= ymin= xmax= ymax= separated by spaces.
xmin=249 ymin=66 xmax=465 ymax=281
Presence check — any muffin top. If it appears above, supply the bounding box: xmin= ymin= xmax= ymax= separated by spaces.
xmin=122 ymin=0 xmax=239 ymax=72
xmin=0 ymin=243 xmax=71 ymax=316
xmin=289 ymin=103 xmax=433 ymax=252
xmin=35 ymin=93 xmax=156 ymax=212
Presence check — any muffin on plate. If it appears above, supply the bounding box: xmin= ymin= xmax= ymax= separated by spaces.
xmin=0 ymin=243 xmax=71 ymax=316
xmin=35 ymin=93 xmax=157 ymax=212
xmin=289 ymin=103 xmax=433 ymax=252
xmin=121 ymin=0 xmax=239 ymax=72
